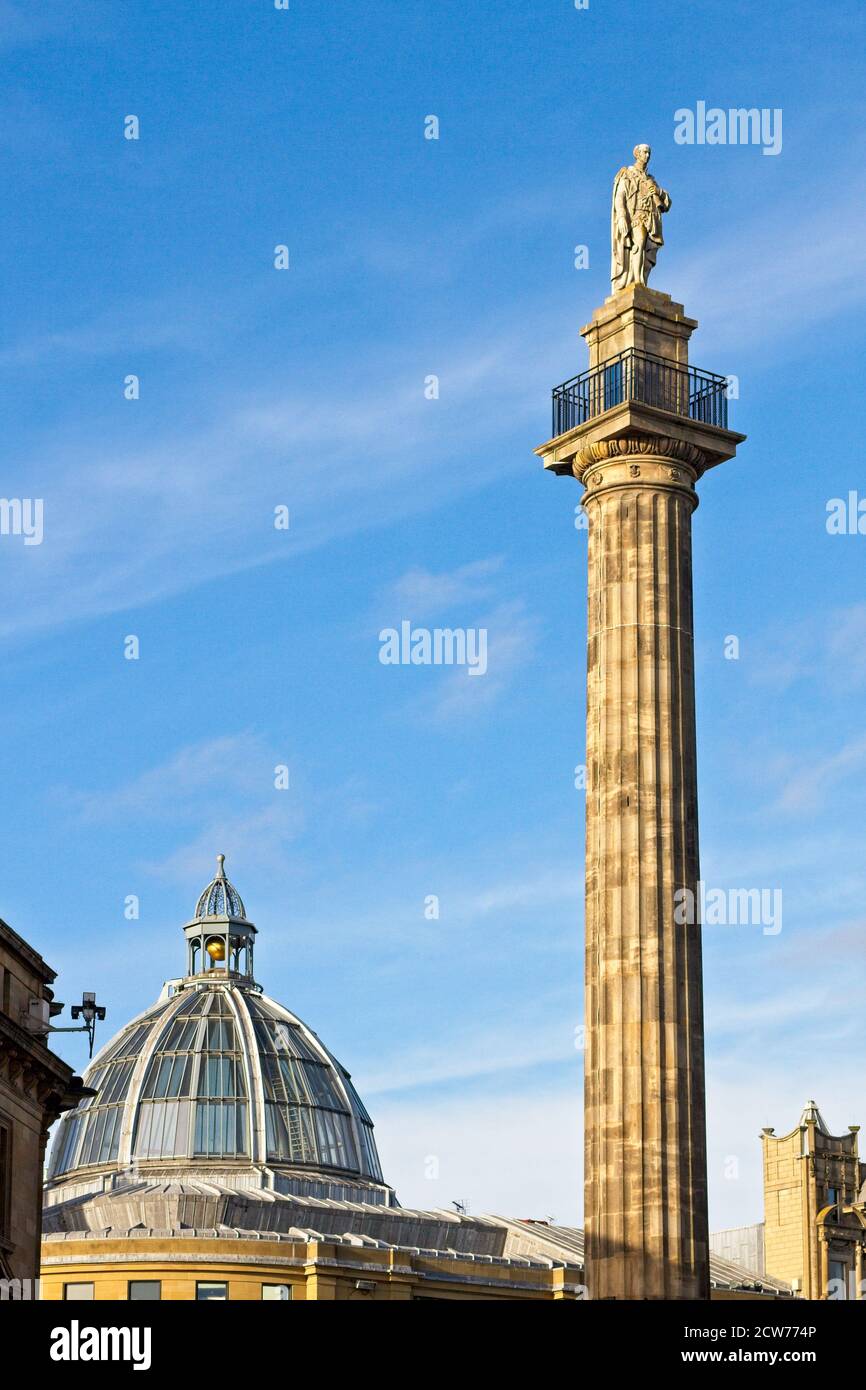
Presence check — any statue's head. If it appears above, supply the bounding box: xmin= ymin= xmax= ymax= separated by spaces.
xmin=633 ymin=144 xmax=651 ymax=169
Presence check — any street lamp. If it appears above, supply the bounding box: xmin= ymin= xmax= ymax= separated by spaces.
xmin=52 ymin=991 xmax=107 ymax=1058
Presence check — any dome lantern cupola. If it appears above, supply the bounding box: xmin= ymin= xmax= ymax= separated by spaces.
xmin=184 ymin=854 xmax=257 ymax=981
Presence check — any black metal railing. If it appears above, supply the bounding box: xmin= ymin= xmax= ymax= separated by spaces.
xmin=551 ymin=349 xmax=729 ymax=436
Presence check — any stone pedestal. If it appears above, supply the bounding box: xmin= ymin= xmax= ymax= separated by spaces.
xmin=536 ymin=285 xmax=745 ymax=1300
xmin=582 ymin=284 xmax=697 ymax=369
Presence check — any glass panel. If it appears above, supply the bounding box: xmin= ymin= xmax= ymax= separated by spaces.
xmin=829 ymin=1260 xmax=848 ymax=1297
xmin=313 ymin=1109 xmax=358 ymax=1169
xmin=99 ymin=1107 xmax=122 ymax=1163
xmin=99 ymin=1059 xmax=135 ymax=1105
xmin=129 ymin=1281 xmax=161 ymax=1301
xmin=193 ymin=1101 xmax=248 ymax=1157
xmin=303 ymin=1062 xmax=342 ymax=1109
xmin=171 ymin=1018 xmax=200 ymax=1051
xmin=167 ymin=1054 xmax=193 ymax=1098
xmin=112 ymin=1021 xmax=156 ymax=1061
xmin=172 ymin=992 xmax=202 ymax=1016
xmin=196 ymin=1282 xmax=227 ymax=1301
xmin=206 ymin=1018 xmax=235 ymax=1050
xmin=154 ymin=1056 xmax=173 ymax=1099
xmin=49 ymin=1112 xmax=83 ymax=1177
xmin=261 ymin=1284 xmax=292 ymax=1301
xmin=77 ymin=1100 xmax=120 ymax=1167
xmin=359 ymin=1122 xmax=383 ymax=1182
xmin=265 ymin=1103 xmax=331 ymax=1164
xmin=133 ymin=1100 xmax=193 ymax=1159
xmin=194 ymin=1050 xmax=244 ymax=1100
xmin=343 ymin=1075 xmax=373 ymax=1126
xmin=247 ymin=1001 xmax=322 ymax=1063
xmin=85 ymin=1065 xmax=107 ymax=1094
xmin=64 ymin=1283 xmax=94 ymax=1300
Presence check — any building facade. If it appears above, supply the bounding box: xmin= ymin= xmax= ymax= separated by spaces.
xmin=0 ymin=917 xmax=90 ymax=1290
xmin=762 ymin=1102 xmax=866 ymax=1298
xmin=39 ymin=858 xmax=585 ymax=1302
xmin=710 ymin=1103 xmax=866 ymax=1299
xmin=39 ymin=858 xmax=784 ymax=1302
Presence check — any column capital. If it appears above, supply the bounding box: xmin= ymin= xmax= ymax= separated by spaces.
xmin=576 ymin=435 xmax=704 ymax=506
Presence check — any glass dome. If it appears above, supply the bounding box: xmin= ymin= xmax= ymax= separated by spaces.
xmin=48 ymin=861 xmax=386 ymax=1192
xmin=49 ymin=982 xmax=384 ymax=1183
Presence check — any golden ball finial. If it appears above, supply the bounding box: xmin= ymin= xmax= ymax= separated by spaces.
xmin=206 ymin=937 xmax=226 ymax=962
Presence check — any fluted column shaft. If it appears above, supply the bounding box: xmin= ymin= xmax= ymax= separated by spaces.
xmin=581 ymin=442 xmax=709 ymax=1300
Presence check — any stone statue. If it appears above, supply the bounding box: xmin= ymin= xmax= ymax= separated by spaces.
xmin=610 ymin=144 xmax=671 ymax=293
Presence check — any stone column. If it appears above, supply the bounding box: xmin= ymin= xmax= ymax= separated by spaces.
xmin=535 ymin=285 xmax=745 ymax=1301
xmin=819 ymin=1230 xmax=830 ymax=1299
xmin=580 ymin=437 xmax=708 ymax=1300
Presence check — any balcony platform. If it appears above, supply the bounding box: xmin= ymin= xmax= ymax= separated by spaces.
xmin=536 ymin=396 xmax=747 ymax=478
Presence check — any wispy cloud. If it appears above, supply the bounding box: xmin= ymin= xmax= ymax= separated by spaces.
xmin=362 ymin=1012 xmax=576 ymax=1096
xmin=5 ymin=161 xmax=866 ymax=645
xmin=422 ymin=600 xmax=540 ymax=723
xmin=0 ymin=297 xmax=216 ymax=366
xmin=62 ymin=734 xmax=271 ymax=823
xmin=148 ymin=803 xmax=304 ymax=888
xmin=672 ymin=176 xmax=866 ymax=358
xmin=0 ymin=322 xmax=558 ymax=641
xmin=377 ymin=558 xmax=504 ymax=623
xmin=775 ymin=732 xmax=866 ymax=812
xmin=370 ymin=558 xmax=542 ymax=723
xmin=465 ymin=869 xmax=581 ymax=917
xmin=54 ymin=734 xmax=304 ymax=888
xmin=746 ymin=603 xmax=866 ymax=696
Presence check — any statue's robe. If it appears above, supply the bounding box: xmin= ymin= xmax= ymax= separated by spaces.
xmin=610 ymin=166 xmax=670 ymax=291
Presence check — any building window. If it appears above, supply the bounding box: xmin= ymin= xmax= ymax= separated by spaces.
xmin=196 ymin=1281 xmax=228 ymax=1301
xmin=261 ymin=1283 xmax=292 ymax=1300
xmin=827 ymin=1187 xmax=838 ymax=1205
xmin=828 ymin=1260 xmax=848 ymax=1298
xmin=64 ymin=1283 xmax=95 ymax=1300
xmin=129 ymin=1280 xmax=161 ymax=1301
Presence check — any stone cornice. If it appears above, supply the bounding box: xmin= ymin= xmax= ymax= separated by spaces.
xmin=0 ymin=1015 xmax=90 ymax=1121
xmin=0 ymin=917 xmax=58 ymax=984
xmin=40 ymin=1240 xmax=579 ymax=1293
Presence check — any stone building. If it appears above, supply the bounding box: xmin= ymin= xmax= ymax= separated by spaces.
xmin=0 ymin=917 xmax=90 ymax=1290
xmin=710 ymin=1102 xmax=866 ymax=1299
xmin=762 ymin=1102 xmax=866 ymax=1298
xmin=39 ymin=858 xmax=785 ymax=1301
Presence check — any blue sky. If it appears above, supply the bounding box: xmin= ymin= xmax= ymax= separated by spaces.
xmin=1 ymin=0 xmax=865 ymax=1228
